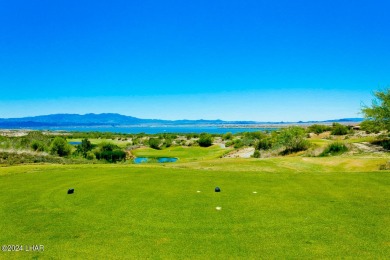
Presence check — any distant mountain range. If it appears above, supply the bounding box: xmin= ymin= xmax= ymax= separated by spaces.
xmin=0 ymin=113 xmax=364 ymax=128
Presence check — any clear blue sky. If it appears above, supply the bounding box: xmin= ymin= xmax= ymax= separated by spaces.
xmin=1 ymin=0 xmax=389 ymax=121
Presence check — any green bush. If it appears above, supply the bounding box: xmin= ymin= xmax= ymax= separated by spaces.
xmin=223 ymin=132 xmax=233 ymax=140
xmin=99 ymin=142 xmax=119 ymax=152
xmin=198 ymin=133 xmax=213 ymax=147
xmin=255 ymin=138 xmax=273 ymax=150
xmin=253 ymin=150 xmax=260 ymax=158
xmin=331 ymin=123 xmax=349 ymax=135
xmin=163 ymin=138 xmax=172 ymax=148
xmin=307 ymin=124 xmax=332 ymax=134
xmin=233 ymin=139 xmax=244 ymax=149
xmin=86 ymin=151 xmax=96 ymax=160
xmin=76 ymin=138 xmax=93 ymax=157
xmin=278 ymin=126 xmax=310 ymax=154
xmin=320 ymin=142 xmax=348 ymax=156
xmin=93 ymin=142 xmax=126 ymax=163
xmin=31 ymin=141 xmax=47 ymax=152
xmin=225 ymin=140 xmax=233 ymax=147
xmin=50 ymin=137 xmax=72 ymax=157
xmin=371 ymin=139 xmax=390 ymax=150
xmin=96 ymin=150 xmax=126 ymax=163
xmin=149 ymin=138 xmax=161 ymax=150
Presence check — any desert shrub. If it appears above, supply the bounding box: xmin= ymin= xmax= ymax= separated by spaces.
xmin=31 ymin=140 xmax=47 ymax=152
xmin=307 ymin=124 xmax=332 ymax=134
xmin=244 ymin=131 xmax=265 ymax=140
xmin=0 ymin=151 xmax=66 ymax=165
xmin=278 ymin=126 xmax=310 ymax=154
xmin=186 ymin=133 xmax=199 ymax=140
xmin=242 ymin=137 xmax=255 ymax=146
xmin=132 ymin=138 xmax=140 ymax=145
xmin=163 ymin=138 xmax=172 ymax=148
xmin=50 ymin=137 xmax=72 ymax=157
xmin=225 ymin=140 xmax=233 ymax=147
xmin=233 ymin=139 xmax=244 ymax=149
xmin=17 ymin=137 xmax=30 ymax=149
xmin=379 ymin=161 xmax=390 ymax=170
xmin=86 ymin=151 xmax=96 ymax=160
xmin=255 ymin=138 xmax=273 ymax=150
xmin=371 ymin=139 xmax=390 ymax=150
xmin=149 ymin=138 xmax=161 ymax=150
xmin=198 ymin=133 xmax=213 ymax=147
xmin=320 ymin=142 xmax=348 ymax=156
xmin=223 ymin=132 xmax=233 ymax=140
xmin=331 ymin=123 xmax=349 ymax=135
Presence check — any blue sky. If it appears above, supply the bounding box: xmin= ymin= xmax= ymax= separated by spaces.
xmin=1 ymin=0 xmax=389 ymax=121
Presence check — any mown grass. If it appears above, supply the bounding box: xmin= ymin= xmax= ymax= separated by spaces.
xmin=0 ymin=153 xmax=389 ymax=259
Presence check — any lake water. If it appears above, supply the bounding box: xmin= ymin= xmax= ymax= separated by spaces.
xmin=8 ymin=125 xmax=279 ymax=134
xmin=134 ymin=157 xmax=178 ymax=164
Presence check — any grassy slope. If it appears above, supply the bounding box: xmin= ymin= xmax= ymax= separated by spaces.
xmin=0 ymin=151 xmax=389 ymax=258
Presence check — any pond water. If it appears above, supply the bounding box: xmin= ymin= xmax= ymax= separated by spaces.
xmin=134 ymin=157 xmax=178 ymax=164
xmin=68 ymin=141 xmax=81 ymax=145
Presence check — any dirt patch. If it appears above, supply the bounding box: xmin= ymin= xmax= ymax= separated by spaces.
xmin=223 ymin=147 xmax=255 ymax=158
xmin=352 ymin=142 xmax=386 ymax=153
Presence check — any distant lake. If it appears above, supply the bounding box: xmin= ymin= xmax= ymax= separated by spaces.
xmin=6 ymin=125 xmax=279 ymax=134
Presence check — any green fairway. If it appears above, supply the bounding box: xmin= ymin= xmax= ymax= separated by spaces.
xmin=0 ymin=157 xmax=389 ymax=259
xmin=132 ymin=145 xmax=231 ymax=162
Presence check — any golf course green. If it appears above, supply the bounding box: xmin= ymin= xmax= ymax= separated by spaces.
xmin=0 ymin=146 xmax=389 ymax=259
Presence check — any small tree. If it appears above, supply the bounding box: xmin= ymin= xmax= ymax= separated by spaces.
xmin=50 ymin=137 xmax=71 ymax=157
xmin=76 ymin=138 xmax=93 ymax=157
xmin=198 ymin=133 xmax=213 ymax=147
xmin=361 ymin=88 xmax=390 ymax=131
xmin=360 ymin=120 xmax=381 ymax=133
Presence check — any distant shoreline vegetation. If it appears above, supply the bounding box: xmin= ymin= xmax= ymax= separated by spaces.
xmin=0 ymin=125 xmax=279 ymax=134
xmin=0 ymin=122 xmax=363 ymax=134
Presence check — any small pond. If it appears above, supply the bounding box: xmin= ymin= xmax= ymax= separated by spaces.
xmin=134 ymin=157 xmax=178 ymax=164
xmin=68 ymin=141 xmax=82 ymax=145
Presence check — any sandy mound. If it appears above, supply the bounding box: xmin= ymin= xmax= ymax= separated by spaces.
xmin=223 ymin=147 xmax=255 ymax=158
